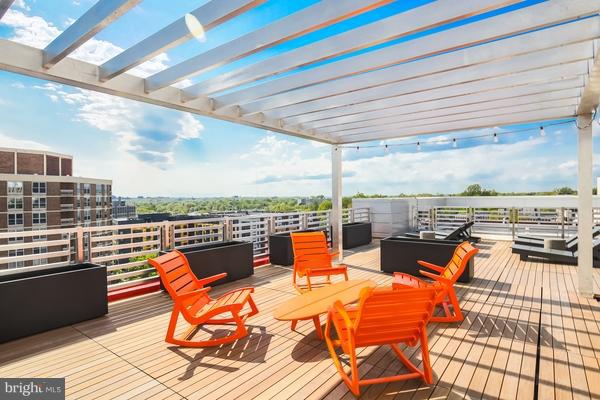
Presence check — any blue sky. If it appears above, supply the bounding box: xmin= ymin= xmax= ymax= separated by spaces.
xmin=0 ymin=1 xmax=597 ymax=197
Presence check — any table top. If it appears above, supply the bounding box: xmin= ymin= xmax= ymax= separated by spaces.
xmin=273 ymin=279 xmax=376 ymax=321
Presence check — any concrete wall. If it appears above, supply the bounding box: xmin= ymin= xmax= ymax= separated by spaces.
xmin=353 ymin=195 xmax=600 ymax=238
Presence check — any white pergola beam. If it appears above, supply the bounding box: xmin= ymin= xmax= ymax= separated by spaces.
xmin=0 ymin=39 xmax=331 ymax=144
xmin=578 ymin=40 xmax=600 ymax=115
xmin=260 ymin=42 xmax=592 ymax=122
xmin=99 ymin=0 xmax=264 ymax=81
xmin=284 ymin=64 xmax=587 ymax=126
xmin=144 ymin=0 xmax=392 ymax=93
xmin=0 ymin=0 xmax=14 ymax=20
xmin=212 ymin=0 xmax=598 ymax=109
xmin=337 ymin=107 xmax=576 ymax=143
xmin=232 ymin=19 xmax=597 ymax=117
xmin=43 ymin=0 xmax=140 ymax=68
xmin=319 ymin=89 xmax=582 ymax=135
xmin=335 ymin=99 xmax=578 ymax=138
xmin=183 ymin=0 xmax=520 ymax=98
xmin=303 ymin=79 xmax=584 ymax=131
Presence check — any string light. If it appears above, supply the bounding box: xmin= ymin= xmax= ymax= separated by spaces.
xmin=384 ymin=144 xmax=389 ymax=152
xmin=338 ymin=120 xmax=572 ymax=152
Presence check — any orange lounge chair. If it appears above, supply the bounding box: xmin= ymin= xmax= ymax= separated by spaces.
xmin=290 ymin=231 xmax=348 ymax=292
xmin=392 ymin=241 xmax=478 ymax=322
xmin=325 ymin=286 xmax=437 ymax=396
xmin=149 ymin=250 xmax=259 ymax=347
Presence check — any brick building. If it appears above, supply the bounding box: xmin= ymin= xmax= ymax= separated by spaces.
xmin=0 ymin=148 xmax=112 ymax=269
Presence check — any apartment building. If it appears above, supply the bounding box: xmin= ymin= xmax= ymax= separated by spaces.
xmin=112 ymin=197 xmax=137 ymax=220
xmin=0 ymin=148 xmax=112 ymax=269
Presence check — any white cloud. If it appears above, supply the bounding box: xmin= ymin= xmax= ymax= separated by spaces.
xmin=11 ymin=82 xmax=25 ymax=89
xmin=177 ymin=113 xmax=204 ymax=140
xmin=0 ymin=132 xmax=51 ymax=151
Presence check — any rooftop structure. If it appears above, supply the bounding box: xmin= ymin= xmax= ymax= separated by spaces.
xmin=0 ymin=1 xmax=598 ymax=398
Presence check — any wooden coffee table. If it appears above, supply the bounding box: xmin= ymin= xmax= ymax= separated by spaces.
xmin=273 ymin=279 xmax=376 ymax=339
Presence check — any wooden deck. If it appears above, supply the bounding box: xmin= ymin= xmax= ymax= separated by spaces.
xmin=1 ymin=240 xmax=600 ymax=399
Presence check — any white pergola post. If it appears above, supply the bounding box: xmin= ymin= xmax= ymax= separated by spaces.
xmin=331 ymin=145 xmax=343 ymax=261
xmin=577 ymin=113 xmax=594 ymax=295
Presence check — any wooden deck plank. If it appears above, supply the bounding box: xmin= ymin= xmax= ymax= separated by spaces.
xmin=0 ymin=240 xmax=598 ymax=399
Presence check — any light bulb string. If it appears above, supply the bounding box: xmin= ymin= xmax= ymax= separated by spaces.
xmin=339 ymin=119 xmax=574 ymax=150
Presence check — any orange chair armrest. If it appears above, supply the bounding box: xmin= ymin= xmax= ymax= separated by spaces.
xmin=306 ymin=266 xmax=347 ymax=277
xmin=419 ymin=270 xmax=451 ymax=284
xmin=176 ymin=287 xmax=211 ymax=300
xmin=417 ymin=260 xmax=444 ymax=273
xmin=197 ymin=272 xmax=228 ymax=287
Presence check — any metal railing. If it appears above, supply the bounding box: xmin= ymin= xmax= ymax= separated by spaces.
xmin=413 ymin=205 xmax=600 ymax=238
xmin=0 ymin=208 xmax=370 ymax=291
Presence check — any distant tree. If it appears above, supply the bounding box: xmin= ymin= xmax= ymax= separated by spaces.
xmin=553 ymin=187 xmax=577 ymax=195
xmin=318 ymin=200 xmax=332 ymax=210
xmin=460 ymin=184 xmax=497 ymax=196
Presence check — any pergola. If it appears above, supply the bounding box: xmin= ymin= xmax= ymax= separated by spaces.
xmin=0 ymin=0 xmax=598 ymax=294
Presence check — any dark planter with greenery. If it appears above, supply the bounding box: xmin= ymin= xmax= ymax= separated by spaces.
xmin=269 ymin=229 xmax=328 ymax=266
xmin=343 ymin=222 xmax=372 ymax=249
xmin=0 ymin=264 xmax=108 ymax=343
xmin=380 ymin=236 xmax=474 ymax=283
xmin=164 ymin=241 xmax=254 ymax=286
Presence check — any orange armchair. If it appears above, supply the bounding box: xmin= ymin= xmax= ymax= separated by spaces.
xmin=290 ymin=231 xmax=348 ymax=292
xmin=325 ymin=286 xmax=437 ymax=396
xmin=393 ymin=241 xmax=478 ymax=322
xmin=149 ymin=250 xmax=259 ymax=347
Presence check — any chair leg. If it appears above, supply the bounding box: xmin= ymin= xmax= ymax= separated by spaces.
xmin=324 ymin=316 xmax=360 ymax=396
xmin=420 ymin=329 xmax=433 ymax=384
xmin=430 ymin=287 xmax=463 ymax=323
xmin=291 ymin=320 xmax=298 ymax=331
xmin=447 ymin=287 xmax=463 ymax=322
xmin=165 ymin=305 xmax=182 ymax=345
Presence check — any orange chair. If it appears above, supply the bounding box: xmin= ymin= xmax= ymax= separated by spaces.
xmin=392 ymin=241 xmax=478 ymax=322
xmin=149 ymin=250 xmax=259 ymax=347
xmin=325 ymin=286 xmax=437 ymax=396
xmin=290 ymin=231 xmax=348 ymax=292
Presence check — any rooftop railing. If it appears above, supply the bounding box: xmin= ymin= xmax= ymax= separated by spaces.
xmin=0 ymin=208 xmax=370 ymax=291
xmin=414 ymin=205 xmax=600 ymax=238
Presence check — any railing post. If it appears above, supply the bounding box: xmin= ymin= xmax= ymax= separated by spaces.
xmin=349 ymin=208 xmax=355 ymax=223
xmin=301 ymin=212 xmax=308 ymax=230
xmin=511 ymin=208 xmax=517 ymax=239
xmin=76 ymin=226 xmax=84 ymax=263
xmin=224 ymin=218 xmax=233 ymax=242
xmin=267 ymin=216 xmax=275 ymax=235
xmin=560 ymin=207 xmax=565 ymax=239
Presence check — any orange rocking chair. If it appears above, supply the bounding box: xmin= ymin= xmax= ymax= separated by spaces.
xmin=290 ymin=231 xmax=348 ymax=292
xmin=149 ymin=250 xmax=259 ymax=347
xmin=325 ymin=286 xmax=437 ymax=396
xmin=392 ymin=241 xmax=478 ymax=322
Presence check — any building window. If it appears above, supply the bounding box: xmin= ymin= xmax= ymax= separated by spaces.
xmin=32 ymin=212 xmax=47 ymax=225
xmin=8 ymin=213 xmax=24 ymax=226
xmin=7 ymin=181 xmax=23 ymax=194
xmin=32 ymin=197 xmax=47 ymax=209
xmin=8 ymin=249 xmax=24 ymax=269
xmin=7 ymin=197 xmax=23 ymax=210
xmin=32 ymin=247 xmax=48 ymax=266
xmin=32 ymin=182 xmax=46 ymax=194
xmin=96 ymin=184 xmax=103 ymax=194
xmin=32 ymin=234 xmax=47 ymax=242
xmin=84 ymin=197 xmax=91 ymax=207
xmin=83 ymin=184 xmax=91 ymax=195
xmin=84 ymin=210 xmax=91 ymax=221
xmin=96 ymin=195 xmax=103 ymax=206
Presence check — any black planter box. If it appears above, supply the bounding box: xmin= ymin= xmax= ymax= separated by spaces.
xmin=380 ymin=236 xmax=474 ymax=283
xmin=268 ymin=229 xmax=328 ymax=266
xmin=0 ymin=263 xmax=108 ymax=343
xmin=164 ymin=241 xmax=254 ymax=287
xmin=343 ymin=222 xmax=372 ymax=249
